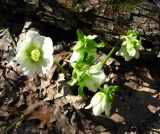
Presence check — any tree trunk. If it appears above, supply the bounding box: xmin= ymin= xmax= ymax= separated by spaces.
xmin=0 ymin=0 xmax=160 ymax=50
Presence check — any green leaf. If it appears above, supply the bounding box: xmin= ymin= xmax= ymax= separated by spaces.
xmin=103 ymin=85 xmax=119 ymax=102
xmin=77 ymin=29 xmax=84 ymax=41
xmin=72 ymin=40 xmax=84 ymax=50
xmin=97 ymin=41 xmax=105 ymax=48
xmin=127 ymin=30 xmax=138 ymax=37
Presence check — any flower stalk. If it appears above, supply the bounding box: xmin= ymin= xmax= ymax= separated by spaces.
xmin=101 ymin=39 xmax=120 ymax=66
xmin=54 ymin=60 xmax=70 ymax=81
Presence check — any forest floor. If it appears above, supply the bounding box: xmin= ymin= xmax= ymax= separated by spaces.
xmin=0 ymin=19 xmax=160 ymax=134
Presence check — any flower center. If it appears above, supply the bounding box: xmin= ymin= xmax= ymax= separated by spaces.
xmin=31 ymin=49 xmax=40 ymax=62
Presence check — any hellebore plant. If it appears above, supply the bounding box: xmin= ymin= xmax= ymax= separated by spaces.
xmin=16 ymin=31 xmax=54 ymax=75
xmin=116 ymin=30 xmax=142 ymax=61
xmin=69 ymin=29 xmax=141 ymax=116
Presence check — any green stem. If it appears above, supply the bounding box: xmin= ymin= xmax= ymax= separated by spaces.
xmin=54 ymin=60 xmax=70 ymax=81
xmin=101 ymin=40 xmax=120 ymax=66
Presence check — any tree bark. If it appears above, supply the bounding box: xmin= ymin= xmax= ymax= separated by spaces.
xmin=0 ymin=0 xmax=160 ymax=48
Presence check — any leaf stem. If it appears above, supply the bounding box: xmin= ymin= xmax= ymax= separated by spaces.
xmin=54 ymin=60 xmax=70 ymax=81
xmin=101 ymin=40 xmax=121 ymax=66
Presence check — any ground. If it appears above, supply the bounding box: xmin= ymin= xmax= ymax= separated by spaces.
xmin=0 ymin=20 xmax=160 ymax=134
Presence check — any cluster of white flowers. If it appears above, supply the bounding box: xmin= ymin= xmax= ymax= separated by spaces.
xmin=16 ymin=31 xmax=54 ymax=75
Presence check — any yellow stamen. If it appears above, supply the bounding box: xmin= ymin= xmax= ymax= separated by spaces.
xmin=31 ymin=49 xmax=40 ymax=61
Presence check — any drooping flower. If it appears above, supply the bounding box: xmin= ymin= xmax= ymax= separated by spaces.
xmin=16 ymin=30 xmax=54 ymax=75
xmin=116 ymin=30 xmax=141 ymax=61
xmin=85 ymin=92 xmax=111 ymax=116
xmin=84 ymin=62 xmax=106 ymax=92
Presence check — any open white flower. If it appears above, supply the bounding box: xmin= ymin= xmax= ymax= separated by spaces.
xmin=16 ymin=30 xmax=54 ymax=75
xmin=85 ymin=92 xmax=111 ymax=116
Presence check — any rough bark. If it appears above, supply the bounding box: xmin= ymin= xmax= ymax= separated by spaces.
xmin=0 ymin=0 xmax=160 ymax=50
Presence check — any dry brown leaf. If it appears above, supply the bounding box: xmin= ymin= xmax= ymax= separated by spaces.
xmin=27 ymin=104 xmax=56 ymax=129
xmin=43 ymin=85 xmax=56 ymax=101
xmin=65 ymin=95 xmax=86 ymax=109
xmin=59 ymin=114 xmax=76 ymax=134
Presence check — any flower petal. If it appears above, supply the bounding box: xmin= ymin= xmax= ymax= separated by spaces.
xmin=90 ymin=92 xmax=103 ymax=106
xmin=135 ymin=50 xmax=140 ymax=59
xmin=92 ymin=103 xmax=102 ymax=116
xmin=101 ymin=96 xmax=107 ymax=111
xmin=70 ymin=51 xmax=80 ymax=63
xmin=26 ymin=31 xmax=43 ymax=48
xmin=84 ymin=77 xmax=97 ymax=92
xmin=89 ymin=62 xmax=103 ymax=74
xmin=42 ymin=57 xmax=53 ymax=74
xmin=104 ymin=102 xmax=111 ymax=116
xmin=92 ymin=70 xmax=106 ymax=85
xmin=85 ymin=103 xmax=93 ymax=109
xmin=41 ymin=36 xmax=54 ymax=59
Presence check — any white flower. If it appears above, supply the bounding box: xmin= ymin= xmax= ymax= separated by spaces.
xmin=16 ymin=30 xmax=54 ymax=75
xmin=84 ymin=63 xmax=106 ymax=92
xmin=116 ymin=32 xmax=141 ymax=61
xmin=85 ymin=92 xmax=111 ymax=116
xmin=116 ymin=42 xmax=140 ymax=61
xmin=70 ymin=51 xmax=80 ymax=63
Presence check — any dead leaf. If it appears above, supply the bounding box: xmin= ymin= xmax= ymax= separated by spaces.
xmin=43 ymin=85 xmax=56 ymax=101
xmin=28 ymin=104 xmax=56 ymax=129
xmin=65 ymin=95 xmax=86 ymax=109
